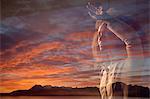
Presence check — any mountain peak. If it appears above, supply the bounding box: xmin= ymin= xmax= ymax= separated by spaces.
xmin=30 ymin=85 xmax=43 ymax=90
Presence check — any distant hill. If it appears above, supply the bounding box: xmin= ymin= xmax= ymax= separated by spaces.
xmin=0 ymin=82 xmax=149 ymax=98
xmin=1 ymin=85 xmax=99 ymax=96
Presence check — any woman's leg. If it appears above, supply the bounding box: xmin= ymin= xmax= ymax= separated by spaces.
xmin=100 ymin=70 xmax=108 ymax=99
xmin=106 ymin=84 xmax=113 ymax=99
xmin=106 ymin=60 xmax=127 ymax=99
xmin=100 ymin=86 xmax=108 ymax=99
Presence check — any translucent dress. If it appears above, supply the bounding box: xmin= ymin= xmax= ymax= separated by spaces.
xmin=95 ymin=16 xmax=144 ymax=99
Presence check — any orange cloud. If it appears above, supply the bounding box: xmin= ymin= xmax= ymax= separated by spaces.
xmin=1 ymin=41 xmax=65 ymax=67
xmin=0 ymin=66 xmax=77 ymax=93
xmin=65 ymin=32 xmax=93 ymax=42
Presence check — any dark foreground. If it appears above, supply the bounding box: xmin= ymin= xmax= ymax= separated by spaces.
xmin=0 ymin=82 xmax=149 ymax=98
xmin=1 ymin=96 xmax=150 ymax=99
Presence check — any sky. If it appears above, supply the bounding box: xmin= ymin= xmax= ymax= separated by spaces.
xmin=0 ymin=0 xmax=150 ymax=93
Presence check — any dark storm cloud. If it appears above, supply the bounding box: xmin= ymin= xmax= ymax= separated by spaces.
xmin=0 ymin=23 xmax=45 ymax=52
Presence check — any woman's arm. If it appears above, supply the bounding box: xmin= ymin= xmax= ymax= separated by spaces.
xmin=105 ymin=17 xmax=144 ymax=67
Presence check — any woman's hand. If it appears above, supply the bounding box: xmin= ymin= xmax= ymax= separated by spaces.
xmin=87 ymin=2 xmax=113 ymax=21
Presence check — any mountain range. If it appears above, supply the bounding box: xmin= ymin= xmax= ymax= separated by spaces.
xmin=0 ymin=82 xmax=149 ymax=98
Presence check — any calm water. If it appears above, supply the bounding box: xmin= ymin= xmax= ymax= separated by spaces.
xmin=0 ymin=96 xmax=149 ymax=99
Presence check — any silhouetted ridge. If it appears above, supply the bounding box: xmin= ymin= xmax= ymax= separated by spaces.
xmin=30 ymin=85 xmax=43 ymax=91
xmin=0 ymin=82 xmax=149 ymax=97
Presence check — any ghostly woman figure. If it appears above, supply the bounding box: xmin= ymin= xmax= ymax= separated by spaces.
xmin=87 ymin=2 xmax=144 ymax=99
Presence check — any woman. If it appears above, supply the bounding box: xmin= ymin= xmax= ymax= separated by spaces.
xmin=87 ymin=2 xmax=144 ymax=99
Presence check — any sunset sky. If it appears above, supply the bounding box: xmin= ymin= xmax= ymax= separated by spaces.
xmin=0 ymin=0 xmax=150 ymax=93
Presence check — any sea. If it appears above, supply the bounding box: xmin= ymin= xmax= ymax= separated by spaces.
xmin=0 ymin=96 xmax=149 ymax=99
